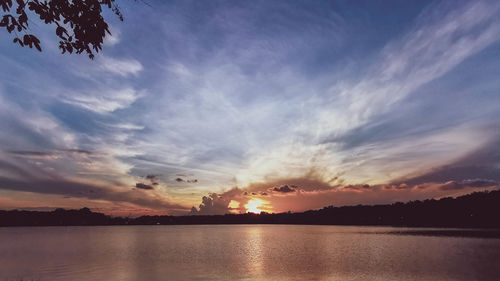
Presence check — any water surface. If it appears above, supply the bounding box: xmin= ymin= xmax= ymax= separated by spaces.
xmin=1 ymin=225 xmax=499 ymax=281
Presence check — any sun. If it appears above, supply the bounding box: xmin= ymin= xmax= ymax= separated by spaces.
xmin=245 ymin=199 xmax=267 ymax=213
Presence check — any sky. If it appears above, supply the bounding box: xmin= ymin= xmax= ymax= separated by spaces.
xmin=1 ymin=0 xmax=500 ymax=216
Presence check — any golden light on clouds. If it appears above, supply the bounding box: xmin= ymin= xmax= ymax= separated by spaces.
xmin=245 ymin=198 xmax=271 ymax=214
xmin=228 ymin=200 xmax=240 ymax=214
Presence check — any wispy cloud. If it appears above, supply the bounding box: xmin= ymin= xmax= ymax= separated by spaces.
xmin=61 ymin=88 xmax=142 ymax=114
xmin=230 ymin=0 xmax=500 ymax=187
xmin=1 ymin=0 xmax=500 ymax=214
xmin=98 ymin=56 xmax=143 ymax=77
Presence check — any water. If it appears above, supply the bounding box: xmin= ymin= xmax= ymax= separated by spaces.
xmin=0 ymin=225 xmax=499 ymax=281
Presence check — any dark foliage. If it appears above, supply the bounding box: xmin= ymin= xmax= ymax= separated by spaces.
xmin=1 ymin=190 xmax=500 ymax=228
xmin=0 ymin=207 xmax=127 ymax=226
xmin=0 ymin=0 xmax=123 ymax=59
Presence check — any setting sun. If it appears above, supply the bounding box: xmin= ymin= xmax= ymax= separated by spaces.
xmin=245 ymin=199 xmax=267 ymax=213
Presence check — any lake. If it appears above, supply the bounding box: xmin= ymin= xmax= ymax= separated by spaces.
xmin=1 ymin=225 xmax=499 ymax=281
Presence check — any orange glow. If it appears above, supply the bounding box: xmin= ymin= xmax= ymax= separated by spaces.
xmin=245 ymin=199 xmax=268 ymax=213
xmin=228 ymin=200 xmax=241 ymax=214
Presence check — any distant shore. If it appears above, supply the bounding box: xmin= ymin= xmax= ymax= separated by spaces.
xmin=1 ymin=190 xmax=500 ymax=229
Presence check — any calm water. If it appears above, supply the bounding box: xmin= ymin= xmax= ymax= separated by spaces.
xmin=1 ymin=225 xmax=499 ymax=281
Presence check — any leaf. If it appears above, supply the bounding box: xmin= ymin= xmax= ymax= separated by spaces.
xmin=12 ymin=37 xmax=23 ymax=46
xmin=30 ymin=34 xmax=39 ymax=43
xmin=6 ymin=0 xmax=122 ymax=59
xmin=66 ymin=43 xmax=73 ymax=53
xmin=18 ymin=12 xmax=27 ymax=27
xmin=0 ymin=16 xmax=7 ymax=27
xmin=23 ymin=34 xmax=30 ymax=45
xmin=56 ymin=26 xmax=67 ymax=39
xmin=1 ymin=0 xmax=13 ymax=12
xmin=33 ymin=40 xmax=41 ymax=51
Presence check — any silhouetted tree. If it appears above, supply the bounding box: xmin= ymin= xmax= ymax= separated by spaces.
xmin=0 ymin=0 xmax=124 ymax=59
xmin=1 ymin=190 xmax=500 ymax=228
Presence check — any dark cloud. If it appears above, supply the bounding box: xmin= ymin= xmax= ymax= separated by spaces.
xmin=381 ymin=183 xmax=408 ymax=190
xmin=329 ymin=176 xmax=339 ymax=183
xmin=175 ymin=177 xmax=197 ymax=183
xmin=190 ymin=194 xmax=228 ymax=215
xmin=190 ymin=188 xmax=245 ymax=215
xmin=440 ymin=179 xmax=498 ymax=190
xmin=393 ymin=137 xmax=500 ymax=187
xmin=344 ymin=184 xmax=371 ymax=190
xmin=389 ymin=139 xmax=500 ymax=192
xmin=463 ymin=179 xmax=499 ymax=187
xmin=247 ymin=177 xmax=335 ymax=192
xmin=0 ymin=159 xmax=38 ymax=179
xmin=135 ymin=183 xmax=154 ymax=190
xmin=0 ymin=157 xmax=187 ymax=213
xmin=345 ymin=179 xmax=498 ymax=192
xmin=142 ymin=174 xmax=161 ymax=187
xmin=62 ymin=149 xmax=93 ymax=155
xmin=0 ymin=177 xmax=188 ymax=213
xmin=272 ymin=185 xmax=296 ymax=193
xmin=7 ymin=150 xmax=57 ymax=158
xmin=9 ymin=149 xmax=93 ymax=158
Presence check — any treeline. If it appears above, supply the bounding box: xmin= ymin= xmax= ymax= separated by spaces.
xmin=0 ymin=207 xmax=125 ymax=226
xmin=1 ymin=190 xmax=500 ymax=228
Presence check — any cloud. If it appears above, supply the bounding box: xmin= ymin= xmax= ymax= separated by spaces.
xmin=0 ymin=151 xmax=188 ymax=214
xmin=2 ymin=1 xmax=500 ymax=215
xmin=343 ymin=184 xmax=371 ymax=190
xmin=61 ymin=88 xmax=142 ymax=114
xmin=104 ymin=27 xmax=121 ymax=46
xmin=135 ymin=183 xmax=154 ymax=190
xmin=389 ymin=135 xmax=500 ymax=187
xmin=190 ymin=188 xmax=246 ymax=215
xmin=0 ymin=92 xmax=77 ymax=150
xmin=322 ymin=0 xmax=500 ymax=136
xmin=0 ymin=177 xmax=187 ymax=213
xmin=8 ymin=149 xmax=94 ymax=159
xmin=272 ymin=185 xmax=296 ymax=193
xmin=141 ymin=174 xmax=161 ymax=187
xmin=98 ymin=56 xmax=143 ymax=77
xmin=190 ymin=193 xmax=229 ymax=215
xmin=246 ymin=177 xmax=336 ymax=193
xmin=228 ymin=0 xmax=500 ymax=189
xmin=7 ymin=150 xmax=60 ymax=159
xmin=175 ymin=176 xmax=198 ymax=183
xmin=265 ymin=181 xmax=499 ymax=213
xmin=439 ymin=179 xmax=498 ymax=190
xmin=189 ymin=178 xmax=500 ymax=215
xmin=62 ymin=149 xmax=93 ymax=155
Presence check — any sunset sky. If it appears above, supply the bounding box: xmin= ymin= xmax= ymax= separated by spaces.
xmin=1 ymin=0 xmax=500 ymax=216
